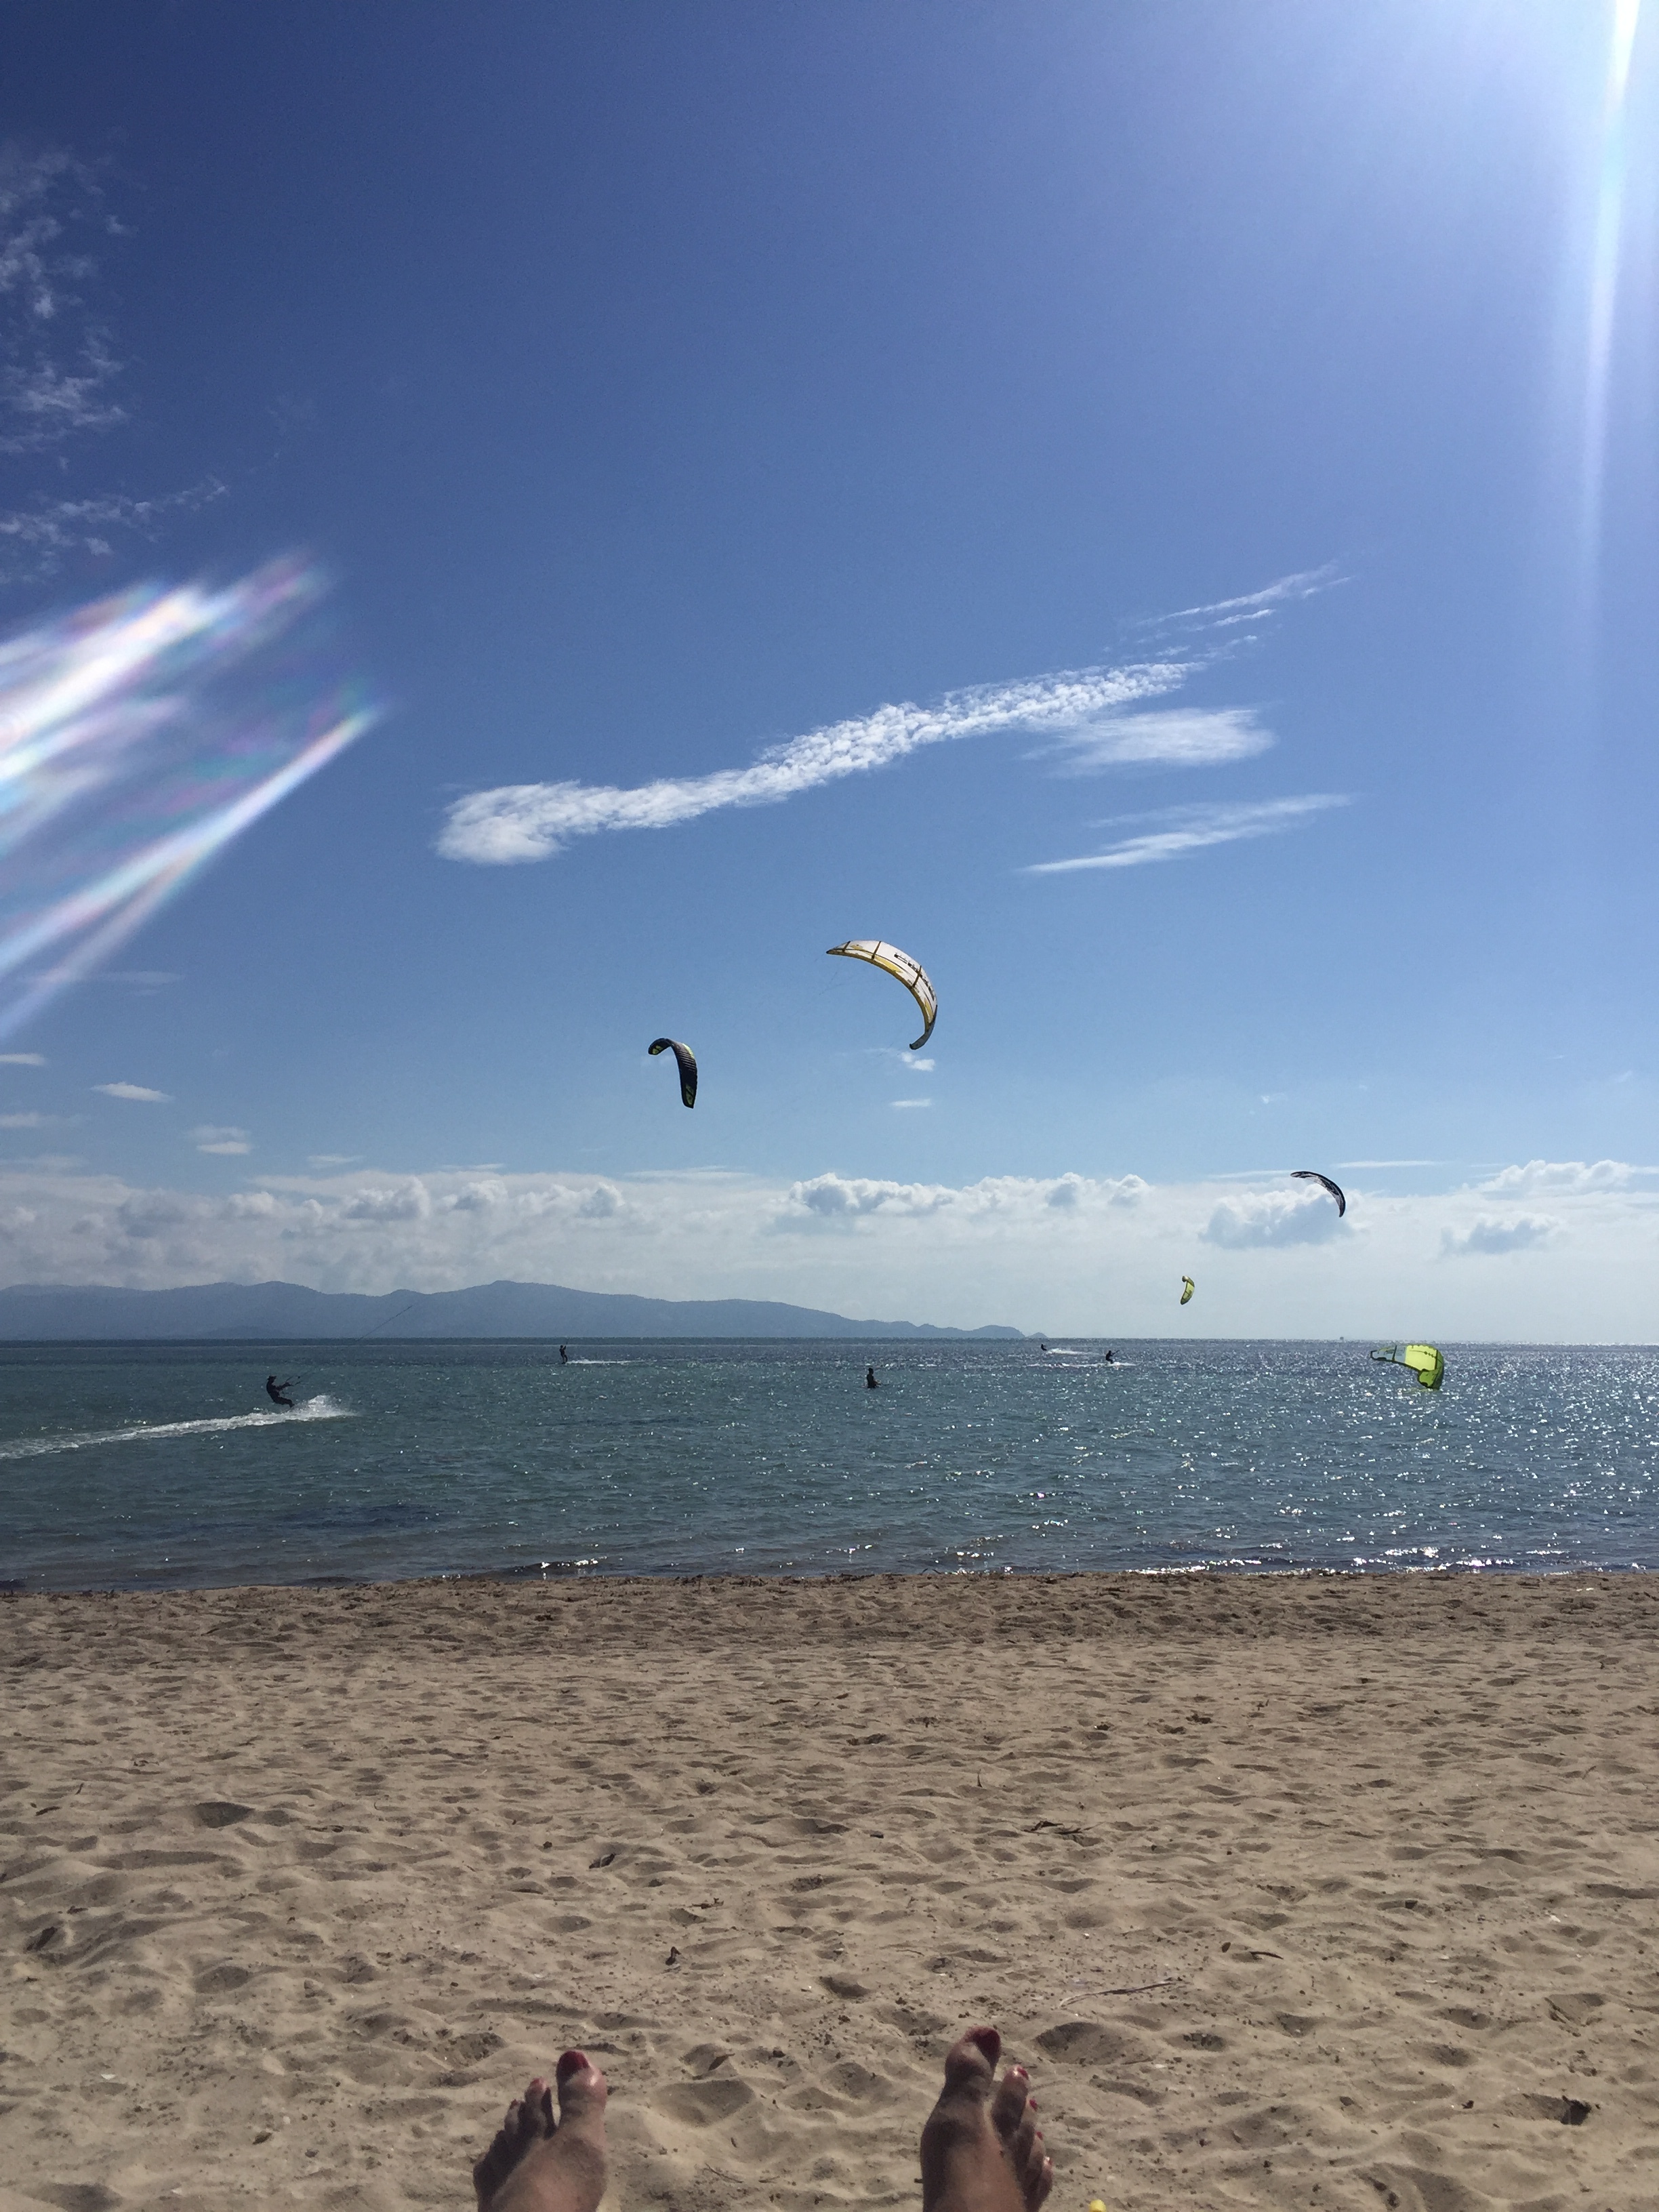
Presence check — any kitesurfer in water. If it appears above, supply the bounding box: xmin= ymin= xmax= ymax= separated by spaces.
xmin=1103 ymin=1349 xmax=1114 ymax=1363
xmin=866 ymin=1365 xmax=879 ymax=1389
xmin=265 ymin=1374 xmax=296 ymax=1409
xmin=559 ymin=1345 xmax=569 ymax=1364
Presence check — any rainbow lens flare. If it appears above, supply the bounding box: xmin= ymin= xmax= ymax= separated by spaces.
xmin=1580 ymin=0 xmax=1643 ymax=579
xmin=0 ymin=558 xmax=375 ymax=1042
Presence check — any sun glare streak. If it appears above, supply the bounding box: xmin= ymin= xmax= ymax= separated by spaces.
xmin=1580 ymin=0 xmax=1643 ymax=587
xmin=0 ymin=560 xmax=374 ymax=1042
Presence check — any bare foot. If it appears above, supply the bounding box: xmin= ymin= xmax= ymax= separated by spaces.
xmin=473 ymin=2049 xmax=609 ymax=2212
xmin=921 ymin=2026 xmax=1053 ymax=2212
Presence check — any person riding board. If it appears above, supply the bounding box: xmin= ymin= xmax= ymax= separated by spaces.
xmin=265 ymin=1374 xmax=296 ymax=1409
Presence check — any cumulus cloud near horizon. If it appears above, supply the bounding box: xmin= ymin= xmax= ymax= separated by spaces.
xmin=1441 ymin=1215 xmax=1562 ymax=1257
xmin=0 ymin=1155 xmax=1652 ymax=1339
xmin=1478 ymin=1158 xmax=1658 ymax=1195
xmin=1203 ymin=1186 xmax=1346 ymax=1250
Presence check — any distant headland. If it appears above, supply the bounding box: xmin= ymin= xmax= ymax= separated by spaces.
xmin=0 ymin=1278 xmax=1025 ymax=1341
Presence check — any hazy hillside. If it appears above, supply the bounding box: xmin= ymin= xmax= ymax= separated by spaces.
xmin=0 ymin=1279 xmax=1025 ymax=1341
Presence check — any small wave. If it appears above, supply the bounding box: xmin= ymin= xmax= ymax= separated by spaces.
xmin=562 ymin=1358 xmax=633 ymax=1365
xmin=0 ymin=1395 xmax=354 ymax=1461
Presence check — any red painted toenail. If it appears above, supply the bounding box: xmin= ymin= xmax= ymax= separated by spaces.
xmin=556 ymin=2049 xmax=589 ymax=2081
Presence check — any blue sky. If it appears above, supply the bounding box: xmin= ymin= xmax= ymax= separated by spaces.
xmin=1 ymin=1 xmax=1656 ymax=1335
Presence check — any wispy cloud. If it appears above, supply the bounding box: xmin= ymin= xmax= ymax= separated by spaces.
xmin=190 ymin=1124 xmax=251 ymax=1155
xmin=1144 ymin=565 xmax=1347 ymax=636
xmin=1040 ymin=706 xmax=1274 ymax=774
xmin=0 ymin=1110 xmax=52 ymax=1128
xmin=890 ymin=1097 xmax=932 ymax=1109
xmin=438 ymin=660 xmax=1194 ymax=864
xmin=1027 ymin=794 xmax=1349 ymax=875
xmin=0 ymin=481 xmax=228 ymax=586
xmin=438 ymin=562 xmax=1349 ymax=867
xmin=95 ymin=1082 xmax=169 ymax=1103
xmin=0 ymin=1052 xmax=44 ymax=1065
xmin=0 ymin=147 xmax=125 ymax=456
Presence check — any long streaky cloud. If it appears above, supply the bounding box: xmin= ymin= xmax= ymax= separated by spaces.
xmin=1027 ymin=794 xmax=1349 ymax=875
xmin=1153 ymin=564 xmax=1345 ymax=630
xmin=438 ymin=660 xmax=1195 ymax=864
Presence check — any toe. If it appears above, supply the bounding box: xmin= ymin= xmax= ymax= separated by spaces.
xmin=989 ymin=2062 xmax=1029 ymax=2139
xmin=1027 ymin=2152 xmax=1054 ymax=2212
xmin=941 ymin=2026 xmax=1001 ymax=2098
xmin=518 ymin=2081 xmax=556 ymax=2139
xmin=555 ymin=2049 xmax=609 ymax=2123
xmin=1007 ymin=2106 xmax=1038 ymax=2173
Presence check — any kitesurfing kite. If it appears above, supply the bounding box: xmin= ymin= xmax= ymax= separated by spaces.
xmin=1371 ymin=1343 xmax=1444 ymax=1391
xmin=648 ymin=1037 xmax=697 ymax=1109
xmin=1180 ymin=1275 xmax=1195 ymax=1306
xmin=826 ymin=940 xmax=937 ymax=1050
xmin=1292 ymin=1169 xmax=1347 ymax=1217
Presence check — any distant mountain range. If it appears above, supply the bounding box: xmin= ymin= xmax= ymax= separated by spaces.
xmin=0 ymin=1278 xmax=1025 ymax=1341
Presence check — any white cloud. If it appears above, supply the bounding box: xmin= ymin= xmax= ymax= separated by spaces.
xmin=437 ymin=567 xmax=1351 ymax=867
xmin=1204 ymin=1187 xmax=1345 ymax=1249
xmin=437 ymin=659 xmax=1195 ymax=863
xmin=1042 ymin=706 xmax=1273 ymax=773
xmin=0 ymin=1111 xmax=51 ymax=1128
xmin=0 ymin=1052 xmax=44 ymax=1065
xmin=890 ymin=1097 xmax=932 ymax=1109
xmin=1477 ymin=1158 xmax=1656 ymax=1195
xmin=1028 ymin=794 xmax=1349 ymax=876
xmin=189 ymin=1124 xmax=251 ymax=1155
xmin=1441 ymin=1215 xmax=1563 ymax=1257
xmin=308 ymin=1152 xmax=360 ymax=1167
xmin=0 ymin=1156 xmax=1653 ymax=1337
xmin=781 ymin=1169 xmax=1146 ymax=1229
xmin=94 ymin=1082 xmax=169 ymax=1103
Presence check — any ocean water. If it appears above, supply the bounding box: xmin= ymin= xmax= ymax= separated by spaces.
xmin=1 ymin=1338 xmax=1656 ymax=1593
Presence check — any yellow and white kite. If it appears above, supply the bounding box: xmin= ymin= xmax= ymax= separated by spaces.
xmin=826 ymin=939 xmax=937 ymax=1050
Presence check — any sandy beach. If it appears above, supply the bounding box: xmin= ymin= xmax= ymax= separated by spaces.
xmin=3 ymin=1571 xmax=1657 ymax=2212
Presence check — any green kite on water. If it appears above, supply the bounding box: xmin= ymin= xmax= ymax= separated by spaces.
xmin=1371 ymin=1343 xmax=1444 ymax=1391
